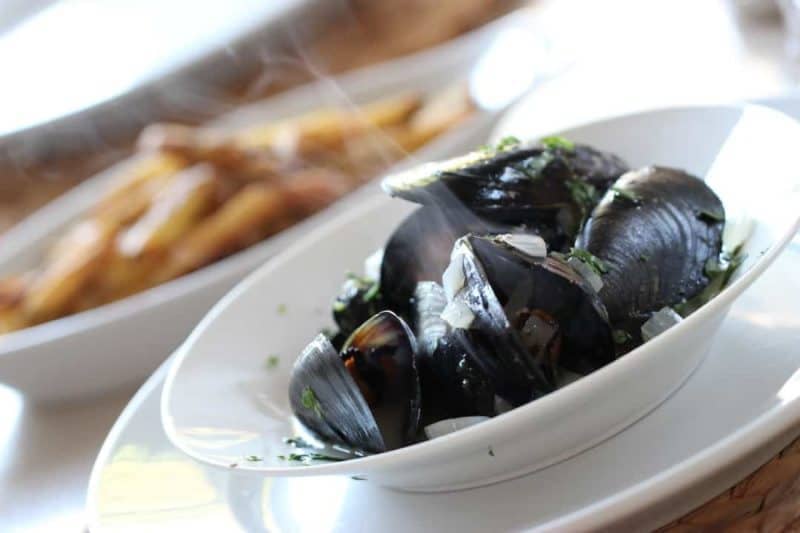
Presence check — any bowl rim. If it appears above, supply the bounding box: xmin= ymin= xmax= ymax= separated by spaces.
xmin=163 ymin=102 xmax=800 ymax=475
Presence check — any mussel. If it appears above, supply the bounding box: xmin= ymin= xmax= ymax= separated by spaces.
xmin=289 ymin=311 xmax=421 ymax=453
xmin=576 ymin=166 xmax=725 ymax=332
xmin=331 ymin=273 xmax=384 ymax=344
xmin=413 ymin=281 xmax=495 ymax=420
xmin=441 ymin=234 xmax=615 ymax=405
xmin=380 ymin=206 xmax=569 ymax=320
xmin=381 ymin=139 xmax=629 ymax=232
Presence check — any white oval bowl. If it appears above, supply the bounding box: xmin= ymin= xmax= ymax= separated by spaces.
xmin=0 ymin=12 xmax=527 ymax=403
xmin=162 ymin=103 xmax=800 ymax=491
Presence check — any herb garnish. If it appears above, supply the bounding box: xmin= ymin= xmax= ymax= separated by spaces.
xmin=495 ymin=135 xmax=521 ymax=152
xmin=513 ymin=151 xmax=555 ymax=181
xmin=698 ymin=209 xmax=725 ymax=223
xmin=611 ymin=185 xmax=641 ymax=204
xmin=301 ymin=386 xmax=323 ymax=417
xmin=674 ymin=246 xmax=745 ymax=316
xmin=278 ymin=452 xmax=347 ymax=463
xmin=245 ymin=455 xmax=263 ymax=462
xmin=540 ymin=135 xmax=575 ymax=151
xmin=612 ymin=329 xmax=632 ymax=344
xmin=639 ymin=254 xmax=650 ymax=263
xmin=567 ymin=247 xmax=608 ymax=275
xmin=363 ymin=281 xmax=381 ymax=302
xmin=565 ymin=179 xmax=598 ymax=222
xmin=265 ymin=355 xmax=280 ymax=369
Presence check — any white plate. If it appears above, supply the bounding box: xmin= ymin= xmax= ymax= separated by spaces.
xmin=160 ymin=104 xmax=800 ymax=491
xmin=0 ymin=12 xmax=538 ymax=403
xmin=87 ymin=233 xmax=800 ymax=532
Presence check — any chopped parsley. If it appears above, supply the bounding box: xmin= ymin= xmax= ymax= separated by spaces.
xmin=301 ymin=386 xmax=323 ymax=417
xmin=567 ymin=247 xmax=608 ymax=275
xmin=276 ymin=303 xmax=287 ymax=315
xmin=540 ymin=135 xmax=575 ymax=151
xmin=698 ymin=209 xmax=725 ymax=223
xmin=494 ymin=135 xmax=521 ymax=152
xmin=565 ymin=179 xmax=598 ymax=221
xmin=674 ymin=246 xmax=746 ymax=316
xmin=363 ymin=281 xmax=381 ymax=302
xmin=611 ymin=185 xmax=641 ymax=204
xmin=245 ymin=455 xmax=263 ymax=462
xmin=278 ymin=452 xmax=347 ymax=463
xmin=514 ymin=151 xmax=555 ymax=181
xmin=265 ymin=355 xmax=280 ymax=369
xmin=639 ymin=253 xmax=650 ymax=263
xmin=613 ymin=329 xmax=632 ymax=344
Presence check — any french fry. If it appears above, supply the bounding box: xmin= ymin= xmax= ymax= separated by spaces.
xmin=74 ymin=251 xmax=162 ymax=309
xmin=0 ymin=276 xmax=28 ymax=334
xmin=117 ymin=164 xmax=219 ymax=258
xmin=23 ymin=219 xmax=115 ymax=323
xmin=279 ymin=168 xmax=353 ymax=215
xmin=402 ymin=82 xmax=474 ymax=151
xmin=159 ymin=184 xmax=291 ymax=279
xmin=93 ymin=153 xmax=187 ymax=227
xmin=237 ymin=93 xmax=422 ymax=156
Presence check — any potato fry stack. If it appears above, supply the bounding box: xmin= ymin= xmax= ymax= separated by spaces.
xmin=0 ymin=84 xmax=475 ymax=335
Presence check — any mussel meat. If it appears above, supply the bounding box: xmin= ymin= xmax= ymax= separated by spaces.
xmin=576 ymin=166 xmax=725 ymax=332
xmin=289 ymin=311 xmax=421 ymax=453
xmin=441 ymin=234 xmax=615 ymax=405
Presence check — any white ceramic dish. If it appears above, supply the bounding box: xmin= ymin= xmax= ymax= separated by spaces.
xmin=161 ymin=104 xmax=800 ymax=491
xmin=0 ymin=11 xmax=548 ymax=403
xmin=87 ymin=194 xmax=800 ymax=533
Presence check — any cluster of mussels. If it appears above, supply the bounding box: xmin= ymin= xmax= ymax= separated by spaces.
xmin=288 ymin=136 xmax=727 ymax=456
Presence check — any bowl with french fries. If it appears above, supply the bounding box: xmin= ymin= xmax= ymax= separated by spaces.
xmin=0 ymin=39 xmax=501 ymax=403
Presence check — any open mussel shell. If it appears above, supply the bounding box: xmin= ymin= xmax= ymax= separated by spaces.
xmin=412 ymin=282 xmax=495 ymax=421
xmin=576 ymin=166 xmax=724 ymax=328
xmin=380 ymin=206 xmax=569 ymax=320
xmin=444 ymin=235 xmax=615 ymax=400
xmin=289 ymin=311 xmax=420 ymax=453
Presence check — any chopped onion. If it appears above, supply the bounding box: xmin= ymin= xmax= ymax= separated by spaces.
xmin=495 ymin=233 xmax=547 ymax=259
xmin=567 ymin=257 xmax=604 ymax=292
xmin=441 ymin=299 xmax=474 ymax=329
xmin=641 ymin=307 xmax=683 ymax=341
xmin=442 ymin=254 xmax=466 ymax=300
xmin=363 ymin=248 xmax=384 ymax=282
xmin=424 ymin=416 xmax=489 ymax=439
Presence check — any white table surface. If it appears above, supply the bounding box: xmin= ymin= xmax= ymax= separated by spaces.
xmin=0 ymin=0 xmax=794 ymax=531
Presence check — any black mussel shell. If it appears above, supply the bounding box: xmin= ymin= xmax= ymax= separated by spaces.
xmin=380 ymin=206 xmax=568 ymax=321
xmin=381 ymin=142 xmax=628 ymax=232
xmin=289 ymin=311 xmax=420 ymax=453
xmin=413 ymin=282 xmax=495 ymax=421
xmin=332 ymin=274 xmax=383 ymax=341
xmin=444 ymin=235 xmax=614 ymax=401
xmin=576 ymin=166 xmax=724 ymax=328
xmin=558 ymin=143 xmax=630 ymax=191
